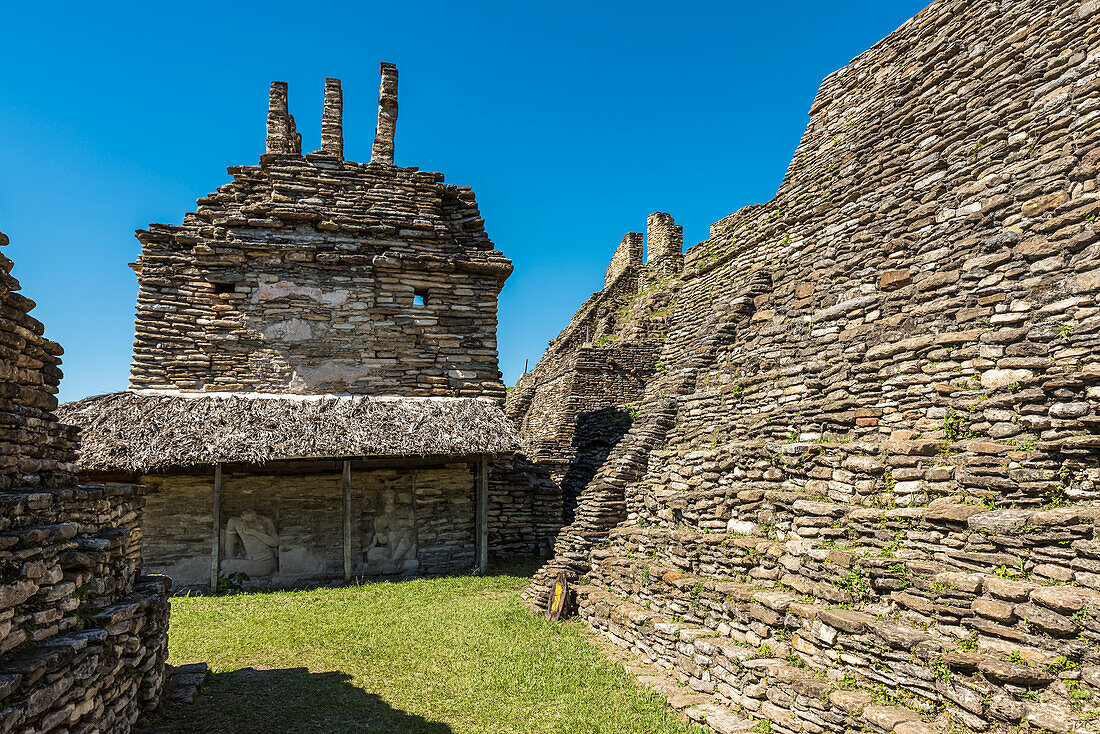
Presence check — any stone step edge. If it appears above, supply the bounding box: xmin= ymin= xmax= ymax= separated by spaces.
xmin=588 ymin=549 xmax=1100 ymax=638
xmin=581 ymin=584 xmax=1100 ymax=731
xmin=578 ymin=589 xmax=949 ymax=734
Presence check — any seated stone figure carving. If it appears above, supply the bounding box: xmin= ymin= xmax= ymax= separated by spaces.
xmin=220 ymin=509 xmax=279 ymax=578
xmin=365 ymin=492 xmax=418 ymax=574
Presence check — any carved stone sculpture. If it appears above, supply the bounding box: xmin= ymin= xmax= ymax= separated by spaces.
xmin=220 ymin=509 xmax=279 ymax=578
xmin=365 ymin=491 xmax=417 ymax=574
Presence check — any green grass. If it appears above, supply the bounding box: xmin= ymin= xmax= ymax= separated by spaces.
xmin=151 ymin=561 xmax=703 ymax=734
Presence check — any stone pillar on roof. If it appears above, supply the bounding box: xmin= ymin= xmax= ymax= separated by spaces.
xmin=371 ymin=62 xmax=399 ymax=165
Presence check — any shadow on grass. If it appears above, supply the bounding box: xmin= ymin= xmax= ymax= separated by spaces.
xmin=147 ymin=667 xmax=452 ymax=734
xmin=482 ymin=554 xmax=543 ymax=579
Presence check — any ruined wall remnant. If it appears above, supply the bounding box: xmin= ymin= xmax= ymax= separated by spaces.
xmin=644 ymin=212 xmax=683 ymax=272
xmin=0 ymin=230 xmax=169 ymax=732
xmin=605 ymin=232 xmax=643 ymax=288
xmin=371 ymin=62 xmax=399 ymax=166
xmin=319 ymin=77 xmax=343 ymax=158
xmin=521 ymin=0 xmax=1100 ymax=731
xmin=265 ymin=81 xmax=301 ymax=156
xmin=131 ymin=62 xmax=512 ymax=399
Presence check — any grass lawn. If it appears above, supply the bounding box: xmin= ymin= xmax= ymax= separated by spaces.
xmin=150 ymin=560 xmax=704 ymax=734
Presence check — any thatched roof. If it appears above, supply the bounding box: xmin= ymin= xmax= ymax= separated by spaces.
xmin=58 ymin=391 xmax=519 ymax=473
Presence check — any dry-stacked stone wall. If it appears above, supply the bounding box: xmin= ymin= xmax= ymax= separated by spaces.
xmin=524 ymin=0 xmax=1100 ymax=731
xmin=0 ymin=231 xmax=169 ymax=732
xmin=130 ymin=74 xmax=512 ymax=399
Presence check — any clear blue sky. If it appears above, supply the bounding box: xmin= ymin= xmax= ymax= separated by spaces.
xmin=0 ymin=0 xmax=927 ymax=403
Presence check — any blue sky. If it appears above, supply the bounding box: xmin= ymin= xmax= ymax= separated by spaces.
xmin=0 ymin=1 xmax=927 ymax=403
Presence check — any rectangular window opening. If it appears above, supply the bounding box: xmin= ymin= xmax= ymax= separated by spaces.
xmin=212 ymin=282 xmax=235 ymax=295
xmin=413 ymin=290 xmax=428 ymax=307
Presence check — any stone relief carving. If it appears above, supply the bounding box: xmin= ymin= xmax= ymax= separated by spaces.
xmin=365 ymin=490 xmax=418 ymax=574
xmin=220 ymin=509 xmax=279 ymax=577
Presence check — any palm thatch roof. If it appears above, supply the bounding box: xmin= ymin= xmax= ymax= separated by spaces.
xmin=58 ymin=391 xmax=519 ymax=473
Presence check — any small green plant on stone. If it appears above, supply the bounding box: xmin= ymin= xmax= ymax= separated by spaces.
xmin=1066 ymin=679 xmax=1092 ymax=703
xmin=1014 ymin=434 xmax=1039 ymax=451
xmin=751 ymin=721 xmax=772 ymax=734
xmin=1044 ymin=484 xmax=1068 ymax=509
xmin=837 ymin=673 xmax=859 ymax=690
xmin=931 ymin=658 xmax=953 ymax=681
xmin=940 ymin=408 xmax=971 ymax=441
xmin=956 ymin=632 xmax=978 ymax=652
xmin=1047 ymin=656 xmax=1078 ymax=673
xmin=840 ymin=567 xmax=872 ymax=603
xmin=691 ymin=580 xmax=705 ymax=607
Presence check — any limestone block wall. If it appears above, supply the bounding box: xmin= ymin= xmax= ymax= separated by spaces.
xmin=524 ymin=0 xmax=1100 ymax=731
xmin=0 ymin=231 xmax=169 ymax=733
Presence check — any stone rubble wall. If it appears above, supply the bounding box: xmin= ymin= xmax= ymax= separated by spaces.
xmin=131 ymin=76 xmax=512 ymax=399
xmin=523 ymin=0 xmax=1100 ymax=731
xmin=0 ymin=237 xmax=78 ymax=492
xmin=0 ymin=231 xmax=169 ymax=733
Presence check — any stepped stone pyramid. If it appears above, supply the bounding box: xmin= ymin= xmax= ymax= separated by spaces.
xmin=509 ymin=0 xmax=1100 ymax=731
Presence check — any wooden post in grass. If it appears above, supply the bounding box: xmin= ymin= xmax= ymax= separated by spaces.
xmin=476 ymin=456 xmax=489 ymax=575
xmin=210 ymin=463 xmax=223 ymax=593
xmin=343 ymin=460 xmax=352 ymax=582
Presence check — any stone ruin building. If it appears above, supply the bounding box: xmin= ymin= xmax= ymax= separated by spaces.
xmin=0 ymin=230 xmax=169 ymax=731
xmin=510 ymin=0 xmax=1100 ymax=731
xmin=506 ymin=213 xmax=682 ymax=526
xmin=60 ymin=63 xmax=560 ymax=591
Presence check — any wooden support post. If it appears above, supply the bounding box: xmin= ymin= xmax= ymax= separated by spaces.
xmin=343 ymin=460 xmax=352 ymax=582
xmin=476 ymin=456 xmax=489 ymax=576
xmin=210 ymin=463 xmax=222 ymax=593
